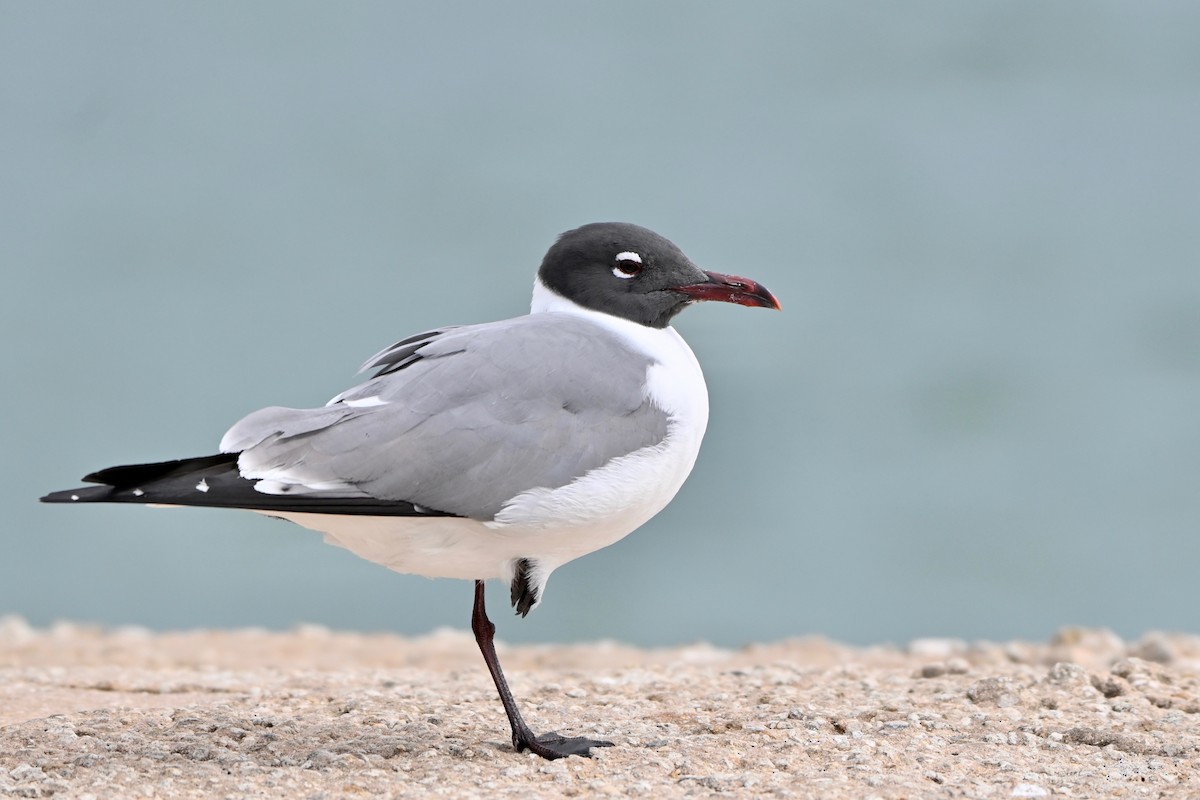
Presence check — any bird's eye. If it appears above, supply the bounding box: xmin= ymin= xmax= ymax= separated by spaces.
xmin=612 ymin=251 xmax=643 ymax=279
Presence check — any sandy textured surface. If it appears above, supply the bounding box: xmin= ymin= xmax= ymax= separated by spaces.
xmin=1 ymin=618 xmax=1197 ymax=799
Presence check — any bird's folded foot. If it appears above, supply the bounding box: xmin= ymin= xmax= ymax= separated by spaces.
xmin=515 ymin=730 xmax=614 ymax=759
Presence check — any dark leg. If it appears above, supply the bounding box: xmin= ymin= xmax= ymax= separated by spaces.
xmin=470 ymin=580 xmax=613 ymax=759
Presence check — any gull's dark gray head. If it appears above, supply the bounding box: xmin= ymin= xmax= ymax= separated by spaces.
xmin=537 ymin=222 xmax=780 ymax=328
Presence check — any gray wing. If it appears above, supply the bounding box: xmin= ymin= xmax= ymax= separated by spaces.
xmin=219 ymin=313 xmax=669 ymax=520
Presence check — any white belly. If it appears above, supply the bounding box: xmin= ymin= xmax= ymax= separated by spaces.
xmin=260 ymin=406 xmax=705 ymax=585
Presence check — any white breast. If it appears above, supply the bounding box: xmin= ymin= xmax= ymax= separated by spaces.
xmin=491 ymin=281 xmax=710 ymax=565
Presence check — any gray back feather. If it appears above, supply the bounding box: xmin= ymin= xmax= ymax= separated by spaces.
xmin=222 ymin=314 xmax=670 ymax=519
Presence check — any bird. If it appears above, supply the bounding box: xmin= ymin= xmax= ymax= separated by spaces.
xmin=41 ymin=222 xmax=780 ymax=760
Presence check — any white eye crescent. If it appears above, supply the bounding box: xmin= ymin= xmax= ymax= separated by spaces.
xmin=612 ymin=251 xmax=642 ymax=279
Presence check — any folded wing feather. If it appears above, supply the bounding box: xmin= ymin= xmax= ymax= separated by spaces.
xmin=221 ymin=314 xmax=670 ymax=521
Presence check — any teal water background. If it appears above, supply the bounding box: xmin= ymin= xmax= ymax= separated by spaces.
xmin=2 ymin=2 xmax=1197 ymax=646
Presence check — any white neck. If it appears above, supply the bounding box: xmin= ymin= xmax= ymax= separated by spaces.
xmin=530 ymin=275 xmax=669 ymax=345
xmin=529 ymin=273 xmax=683 ymax=349
xmin=530 ymin=276 xmax=581 ymax=315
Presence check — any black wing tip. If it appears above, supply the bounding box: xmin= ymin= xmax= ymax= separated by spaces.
xmin=82 ymin=454 xmax=237 ymax=489
xmin=41 ymin=454 xmax=237 ymax=505
xmin=40 ymin=486 xmax=110 ymax=503
xmin=42 ymin=456 xmax=464 ymax=518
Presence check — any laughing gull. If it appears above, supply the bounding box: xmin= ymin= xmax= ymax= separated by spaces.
xmin=42 ymin=222 xmax=780 ymax=760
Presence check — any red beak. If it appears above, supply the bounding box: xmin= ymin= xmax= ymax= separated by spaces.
xmin=674 ymin=270 xmax=781 ymax=310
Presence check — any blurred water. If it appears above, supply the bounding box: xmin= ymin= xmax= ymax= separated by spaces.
xmin=2 ymin=2 xmax=1197 ymax=646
